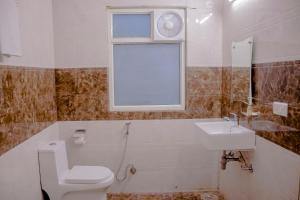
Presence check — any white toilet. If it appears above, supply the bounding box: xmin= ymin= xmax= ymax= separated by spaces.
xmin=38 ymin=140 xmax=114 ymax=200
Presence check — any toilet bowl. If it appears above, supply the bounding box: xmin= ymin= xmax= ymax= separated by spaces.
xmin=38 ymin=140 xmax=114 ymax=200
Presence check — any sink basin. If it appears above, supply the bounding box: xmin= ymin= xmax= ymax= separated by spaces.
xmin=194 ymin=121 xmax=256 ymax=150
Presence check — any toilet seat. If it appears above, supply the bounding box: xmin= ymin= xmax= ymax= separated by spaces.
xmin=64 ymin=166 xmax=113 ymax=184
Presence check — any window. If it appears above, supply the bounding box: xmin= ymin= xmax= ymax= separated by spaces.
xmin=108 ymin=9 xmax=185 ymax=111
xmin=113 ymin=14 xmax=151 ymax=38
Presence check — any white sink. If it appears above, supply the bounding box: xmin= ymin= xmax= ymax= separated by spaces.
xmin=194 ymin=121 xmax=256 ymax=150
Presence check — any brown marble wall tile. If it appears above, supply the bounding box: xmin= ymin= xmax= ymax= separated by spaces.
xmin=221 ymin=94 xmax=231 ymax=117
xmin=221 ymin=66 xmax=232 ymax=97
xmin=107 ymin=191 xmax=224 ymax=200
xmin=221 ymin=67 xmax=231 ymax=117
xmin=221 ymin=66 xmax=250 ymax=117
xmin=3 ymin=60 xmax=299 ymax=155
xmin=256 ymin=129 xmax=300 ymax=155
xmin=0 ymin=122 xmax=54 ymax=155
xmin=252 ymin=60 xmax=300 ymax=129
xmin=0 ymin=65 xmax=57 ymax=155
xmin=253 ymin=61 xmax=300 ymax=104
xmin=250 ymin=102 xmax=300 ymax=154
xmin=186 ymin=67 xmax=222 ymax=96
xmin=55 ymin=67 xmax=223 ymax=121
xmin=55 ymin=68 xmax=107 ymax=120
xmin=223 ymin=60 xmax=300 ymax=154
xmin=231 ymin=67 xmax=250 ymax=101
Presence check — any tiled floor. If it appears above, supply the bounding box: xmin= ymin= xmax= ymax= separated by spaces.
xmin=108 ymin=191 xmax=224 ymax=200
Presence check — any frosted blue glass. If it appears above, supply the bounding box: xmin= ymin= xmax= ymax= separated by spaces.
xmin=113 ymin=44 xmax=181 ymax=106
xmin=113 ymin=14 xmax=151 ymax=38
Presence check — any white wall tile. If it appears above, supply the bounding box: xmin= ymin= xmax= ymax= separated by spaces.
xmin=1 ymin=120 xmax=299 ymax=198
xmin=219 ymin=136 xmax=300 ymax=200
xmin=0 ymin=0 xmax=55 ymax=67
xmin=52 ymin=0 xmax=223 ymax=67
xmin=0 ymin=124 xmax=59 ymax=200
xmin=222 ymin=0 xmax=300 ymax=65
xmin=58 ymin=119 xmax=220 ymax=193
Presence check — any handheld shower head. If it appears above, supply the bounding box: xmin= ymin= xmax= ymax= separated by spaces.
xmin=125 ymin=122 xmax=131 ymax=135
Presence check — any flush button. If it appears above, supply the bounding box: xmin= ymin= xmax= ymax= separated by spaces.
xmin=273 ymin=102 xmax=288 ymax=117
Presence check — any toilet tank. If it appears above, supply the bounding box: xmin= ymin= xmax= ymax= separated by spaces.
xmin=38 ymin=140 xmax=69 ymax=183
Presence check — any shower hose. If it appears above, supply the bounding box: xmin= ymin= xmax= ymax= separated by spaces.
xmin=115 ymin=122 xmax=134 ymax=182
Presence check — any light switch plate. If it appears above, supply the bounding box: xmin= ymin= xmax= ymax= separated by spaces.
xmin=273 ymin=102 xmax=288 ymax=117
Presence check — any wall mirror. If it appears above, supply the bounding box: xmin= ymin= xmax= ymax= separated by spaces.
xmin=230 ymin=37 xmax=254 ymax=115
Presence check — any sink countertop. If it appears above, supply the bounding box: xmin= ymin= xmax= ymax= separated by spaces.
xmin=241 ymin=120 xmax=300 ymax=155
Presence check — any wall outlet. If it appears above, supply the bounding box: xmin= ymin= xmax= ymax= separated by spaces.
xmin=273 ymin=102 xmax=288 ymax=117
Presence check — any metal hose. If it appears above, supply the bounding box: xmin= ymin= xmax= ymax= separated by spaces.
xmin=115 ymin=122 xmax=134 ymax=182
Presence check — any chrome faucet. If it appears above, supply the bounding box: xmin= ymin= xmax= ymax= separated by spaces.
xmin=229 ymin=112 xmax=239 ymax=127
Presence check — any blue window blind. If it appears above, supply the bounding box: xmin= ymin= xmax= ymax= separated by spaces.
xmin=113 ymin=14 xmax=151 ymax=38
xmin=113 ymin=43 xmax=181 ymax=106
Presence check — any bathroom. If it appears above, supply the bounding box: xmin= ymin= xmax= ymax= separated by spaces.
xmin=0 ymin=0 xmax=299 ymax=199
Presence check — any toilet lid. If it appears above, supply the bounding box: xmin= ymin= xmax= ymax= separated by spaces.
xmin=64 ymin=166 xmax=113 ymax=184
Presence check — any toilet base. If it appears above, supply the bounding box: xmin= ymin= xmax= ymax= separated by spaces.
xmin=63 ymin=190 xmax=106 ymax=200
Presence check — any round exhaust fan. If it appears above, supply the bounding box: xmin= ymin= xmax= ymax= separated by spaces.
xmin=154 ymin=9 xmax=185 ymax=41
xmin=157 ymin=12 xmax=183 ymax=38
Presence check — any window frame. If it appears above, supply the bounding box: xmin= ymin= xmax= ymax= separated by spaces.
xmin=108 ymin=8 xmax=185 ymax=112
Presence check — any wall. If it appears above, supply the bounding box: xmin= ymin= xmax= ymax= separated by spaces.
xmin=221 ymin=0 xmax=300 ymax=154
xmin=0 ymin=67 xmax=57 ymax=155
xmin=58 ymin=119 xmax=220 ymax=193
xmin=221 ymin=61 xmax=300 ymax=200
xmin=52 ymin=0 xmax=223 ymax=67
xmin=0 ymin=1 xmax=58 ymax=199
xmin=55 ymin=67 xmax=222 ymax=121
xmin=1 ymin=1 xmax=223 ymax=198
xmin=52 ymin=0 xmax=224 ymax=121
xmin=0 ymin=0 xmax=55 ymax=68
xmin=219 ymin=136 xmax=300 ymax=200
xmin=0 ymin=124 xmax=59 ymax=200
xmin=221 ymin=60 xmax=300 ymax=155
xmin=222 ymin=0 xmax=300 ymax=65
xmin=0 ymin=0 xmax=299 ymax=199
xmin=0 ymin=0 xmax=57 ymax=155
xmin=220 ymin=0 xmax=300 ymax=199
